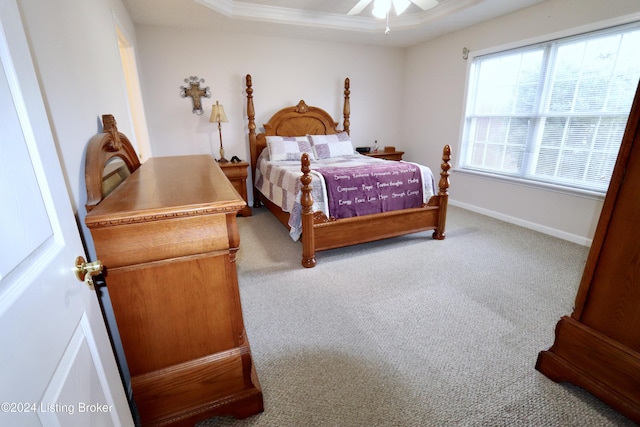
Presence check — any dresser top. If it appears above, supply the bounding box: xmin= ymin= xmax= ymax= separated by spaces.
xmin=86 ymin=155 xmax=245 ymax=227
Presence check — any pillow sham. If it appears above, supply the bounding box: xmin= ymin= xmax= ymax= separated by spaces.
xmin=308 ymin=132 xmax=354 ymax=159
xmin=266 ymin=136 xmax=315 ymax=161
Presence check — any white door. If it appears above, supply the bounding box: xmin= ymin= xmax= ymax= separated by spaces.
xmin=0 ymin=1 xmax=134 ymax=426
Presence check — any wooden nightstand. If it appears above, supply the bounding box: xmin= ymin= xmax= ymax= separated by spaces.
xmin=218 ymin=160 xmax=252 ymax=216
xmin=365 ymin=150 xmax=404 ymax=161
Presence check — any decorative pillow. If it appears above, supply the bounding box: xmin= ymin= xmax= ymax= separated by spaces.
xmin=266 ymin=136 xmax=315 ymax=161
xmin=308 ymin=132 xmax=355 ymax=159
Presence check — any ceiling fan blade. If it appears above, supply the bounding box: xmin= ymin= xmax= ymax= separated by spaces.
xmin=392 ymin=0 xmax=411 ymax=15
xmin=347 ymin=0 xmax=373 ymax=16
xmin=410 ymin=0 xmax=439 ymax=11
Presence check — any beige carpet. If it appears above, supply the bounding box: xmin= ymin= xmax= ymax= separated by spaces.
xmin=198 ymin=206 xmax=635 ymax=426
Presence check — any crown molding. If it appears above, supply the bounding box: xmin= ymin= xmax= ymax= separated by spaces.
xmin=195 ymin=0 xmax=375 ymax=31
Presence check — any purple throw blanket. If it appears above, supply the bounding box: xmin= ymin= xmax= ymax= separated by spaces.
xmin=314 ymin=162 xmax=423 ymax=219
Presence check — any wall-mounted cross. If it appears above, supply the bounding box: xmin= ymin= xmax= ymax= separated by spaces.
xmin=180 ymin=76 xmax=211 ymax=115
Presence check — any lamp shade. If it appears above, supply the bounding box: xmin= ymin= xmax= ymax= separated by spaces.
xmin=209 ymin=101 xmax=228 ymax=123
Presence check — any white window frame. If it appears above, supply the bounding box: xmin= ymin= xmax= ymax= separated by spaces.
xmin=458 ymin=16 xmax=640 ymax=197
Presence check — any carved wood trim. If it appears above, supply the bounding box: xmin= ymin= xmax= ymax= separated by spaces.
xmin=343 ymin=78 xmax=350 ymax=135
xmin=312 ymin=211 xmax=333 ymax=224
xmin=245 ymin=74 xmax=349 ymax=171
xmin=300 ymin=153 xmax=316 ymax=268
xmin=245 ymin=74 xmax=260 ymax=208
xmin=433 ymin=144 xmax=451 ymax=240
xmin=86 ymin=205 xmax=245 ymax=228
xmin=85 ymin=114 xmax=141 ymax=212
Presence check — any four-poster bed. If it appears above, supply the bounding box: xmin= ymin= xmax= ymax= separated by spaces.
xmin=245 ymin=74 xmax=451 ymax=268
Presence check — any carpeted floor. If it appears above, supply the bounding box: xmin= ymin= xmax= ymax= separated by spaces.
xmin=198 ymin=205 xmax=635 ymax=426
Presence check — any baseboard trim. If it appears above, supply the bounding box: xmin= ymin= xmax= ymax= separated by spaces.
xmin=449 ymin=199 xmax=592 ymax=247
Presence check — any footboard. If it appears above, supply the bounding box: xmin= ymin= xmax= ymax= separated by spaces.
xmin=299 ymin=145 xmax=451 ymax=268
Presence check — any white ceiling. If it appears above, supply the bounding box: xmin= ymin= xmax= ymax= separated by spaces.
xmin=121 ymin=0 xmax=548 ymax=47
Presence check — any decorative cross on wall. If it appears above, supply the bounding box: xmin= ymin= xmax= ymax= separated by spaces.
xmin=180 ymin=76 xmax=211 ymax=115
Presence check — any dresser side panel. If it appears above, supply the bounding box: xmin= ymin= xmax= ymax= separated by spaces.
xmin=106 ymin=253 xmax=237 ymax=376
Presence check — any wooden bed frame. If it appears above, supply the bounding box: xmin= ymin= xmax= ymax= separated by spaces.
xmin=245 ymin=74 xmax=451 ymax=268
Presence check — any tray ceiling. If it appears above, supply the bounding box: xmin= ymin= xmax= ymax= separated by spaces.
xmin=122 ymin=0 xmax=548 ymax=47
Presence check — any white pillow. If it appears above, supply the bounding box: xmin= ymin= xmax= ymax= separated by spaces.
xmin=308 ymin=132 xmax=354 ymax=159
xmin=266 ymin=136 xmax=315 ymax=161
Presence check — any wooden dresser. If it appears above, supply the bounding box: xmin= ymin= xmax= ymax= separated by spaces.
xmin=85 ymin=154 xmax=263 ymax=426
xmin=536 ymin=81 xmax=640 ymax=423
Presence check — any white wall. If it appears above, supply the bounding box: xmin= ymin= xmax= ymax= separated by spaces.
xmin=18 ymin=0 xmax=141 ymax=403
xmin=18 ymin=0 xmax=139 ymax=254
xmin=135 ymin=26 xmax=405 ymax=201
xmin=404 ymin=0 xmax=640 ymax=244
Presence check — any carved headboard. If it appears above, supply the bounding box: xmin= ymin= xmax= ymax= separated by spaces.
xmin=245 ymin=74 xmax=351 ymax=203
xmin=85 ymin=114 xmax=141 ymax=212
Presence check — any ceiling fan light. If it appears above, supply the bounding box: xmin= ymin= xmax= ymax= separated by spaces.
xmin=392 ymin=0 xmax=411 ymax=15
xmin=372 ymin=0 xmax=390 ymax=19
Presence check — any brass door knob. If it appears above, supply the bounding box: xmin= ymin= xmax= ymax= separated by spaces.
xmin=74 ymin=256 xmax=103 ymax=289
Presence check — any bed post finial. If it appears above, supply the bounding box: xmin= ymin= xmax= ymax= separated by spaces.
xmin=433 ymin=144 xmax=451 ymax=240
xmin=343 ymin=78 xmax=350 ymax=135
xmin=300 ymin=153 xmax=316 ymax=268
xmin=246 ymin=74 xmax=260 ymax=208
xmin=439 ymin=144 xmax=451 ymax=196
xmin=246 ymin=74 xmax=255 ymax=135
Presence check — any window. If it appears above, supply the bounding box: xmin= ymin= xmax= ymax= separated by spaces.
xmin=460 ymin=22 xmax=640 ymax=193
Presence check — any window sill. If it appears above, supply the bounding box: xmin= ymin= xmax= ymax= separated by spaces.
xmin=453 ymin=168 xmax=606 ymax=201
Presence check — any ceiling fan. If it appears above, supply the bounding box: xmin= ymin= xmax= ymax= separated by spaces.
xmin=347 ymin=0 xmax=439 ymax=18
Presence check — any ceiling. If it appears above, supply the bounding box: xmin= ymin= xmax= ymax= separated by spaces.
xmin=121 ymin=0 xmax=548 ymax=47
